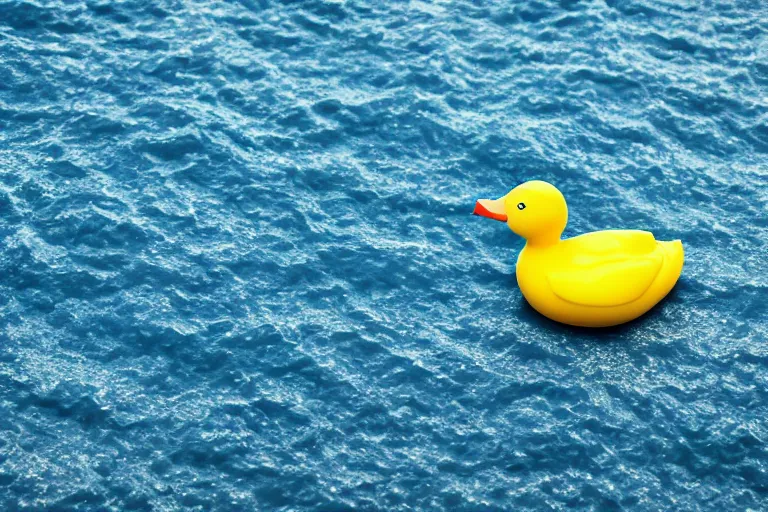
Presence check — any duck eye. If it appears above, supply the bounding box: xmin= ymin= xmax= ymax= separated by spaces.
xmin=517 ymin=202 xmax=526 ymax=210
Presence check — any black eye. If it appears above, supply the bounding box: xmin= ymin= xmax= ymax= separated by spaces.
xmin=517 ymin=202 xmax=526 ymax=210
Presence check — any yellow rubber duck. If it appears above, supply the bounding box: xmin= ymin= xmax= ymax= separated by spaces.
xmin=474 ymin=180 xmax=684 ymax=327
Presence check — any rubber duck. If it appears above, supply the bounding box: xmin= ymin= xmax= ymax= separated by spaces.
xmin=473 ymin=180 xmax=684 ymax=327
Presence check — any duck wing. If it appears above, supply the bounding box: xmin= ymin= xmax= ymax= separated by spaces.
xmin=547 ymin=230 xmax=664 ymax=307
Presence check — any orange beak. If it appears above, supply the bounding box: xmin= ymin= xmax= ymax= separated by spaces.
xmin=473 ymin=198 xmax=507 ymax=222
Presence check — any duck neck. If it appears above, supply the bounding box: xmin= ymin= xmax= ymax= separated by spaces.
xmin=524 ymin=233 xmax=561 ymax=249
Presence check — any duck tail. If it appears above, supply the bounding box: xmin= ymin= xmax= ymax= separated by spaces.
xmin=661 ymin=239 xmax=685 ymax=277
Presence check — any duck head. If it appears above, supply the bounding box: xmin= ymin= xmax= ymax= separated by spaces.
xmin=474 ymin=180 xmax=568 ymax=246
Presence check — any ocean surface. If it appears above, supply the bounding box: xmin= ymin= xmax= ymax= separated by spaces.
xmin=1 ymin=0 xmax=767 ymax=510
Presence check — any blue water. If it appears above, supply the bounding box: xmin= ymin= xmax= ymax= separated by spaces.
xmin=1 ymin=0 xmax=767 ymax=510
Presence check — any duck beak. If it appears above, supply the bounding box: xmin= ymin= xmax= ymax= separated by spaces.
xmin=473 ymin=198 xmax=507 ymax=222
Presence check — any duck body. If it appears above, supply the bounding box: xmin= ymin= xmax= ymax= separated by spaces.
xmin=516 ymin=230 xmax=684 ymax=327
xmin=474 ymin=181 xmax=684 ymax=327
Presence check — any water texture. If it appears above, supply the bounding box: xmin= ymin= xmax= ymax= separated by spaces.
xmin=1 ymin=0 xmax=767 ymax=510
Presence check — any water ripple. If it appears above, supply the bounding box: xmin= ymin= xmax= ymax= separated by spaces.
xmin=1 ymin=0 xmax=767 ymax=510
